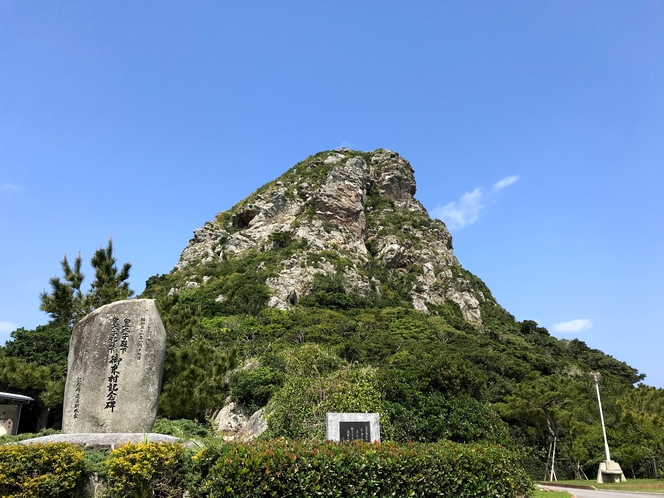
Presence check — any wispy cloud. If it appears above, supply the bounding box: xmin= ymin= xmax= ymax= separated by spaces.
xmin=493 ymin=175 xmax=520 ymax=191
xmin=0 ymin=321 xmax=18 ymax=333
xmin=1 ymin=183 xmax=23 ymax=192
xmin=552 ymin=319 xmax=593 ymax=333
xmin=431 ymin=188 xmax=484 ymax=229
xmin=431 ymin=174 xmax=519 ymax=229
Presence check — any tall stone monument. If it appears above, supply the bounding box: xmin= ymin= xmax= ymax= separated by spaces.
xmin=62 ymin=299 xmax=167 ymax=434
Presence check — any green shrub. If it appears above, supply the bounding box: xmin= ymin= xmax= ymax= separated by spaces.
xmin=230 ymin=366 xmax=285 ymax=414
xmin=82 ymin=448 xmax=109 ymax=479
xmin=152 ymin=417 xmax=212 ymax=440
xmin=196 ymin=439 xmax=533 ymax=497
xmin=0 ymin=428 xmax=60 ymax=445
xmin=105 ymin=442 xmax=187 ymax=498
xmin=267 ymin=357 xmax=385 ymax=439
xmin=160 ymin=340 xmax=237 ymax=420
xmin=0 ymin=442 xmax=85 ymax=497
xmin=299 ymin=272 xmax=375 ymax=310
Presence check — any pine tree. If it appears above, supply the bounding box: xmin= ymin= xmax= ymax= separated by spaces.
xmin=38 ymin=253 xmax=86 ymax=327
xmin=86 ymin=238 xmax=133 ymax=309
xmin=39 ymin=238 xmax=133 ymax=327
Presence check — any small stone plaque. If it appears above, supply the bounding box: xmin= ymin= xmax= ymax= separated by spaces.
xmin=326 ymin=412 xmax=380 ymax=442
xmin=339 ymin=421 xmax=371 ymax=442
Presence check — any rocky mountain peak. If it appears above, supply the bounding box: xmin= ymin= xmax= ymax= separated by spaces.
xmin=170 ymin=149 xmax=499 ymax=322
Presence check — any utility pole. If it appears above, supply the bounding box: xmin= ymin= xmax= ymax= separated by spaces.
xmin=590 ymin=371 xmax=626 ymax=483
xmin=590 ymin=372 xmax=611 ymax=462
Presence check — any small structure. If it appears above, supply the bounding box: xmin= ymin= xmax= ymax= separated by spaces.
xmin=0 ymin=391 xmax=33 ymax=436
xmin=597 ymin=460 xmax=626 ymax=483
xmin=326 ymin=412 xmax=380 ymax=443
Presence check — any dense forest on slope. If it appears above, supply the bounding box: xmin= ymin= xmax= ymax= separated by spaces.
xmin=1 ymin=149 xmax=662 ymax=480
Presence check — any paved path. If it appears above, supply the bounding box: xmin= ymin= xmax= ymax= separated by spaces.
xmin=543 ymin=485 xmax=663 ymax=498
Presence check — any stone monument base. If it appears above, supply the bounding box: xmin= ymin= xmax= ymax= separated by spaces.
xmin=18 ymin=432 xmax=193 ymax=450
xmin=597 ymin=460 xmax=626 ymax=483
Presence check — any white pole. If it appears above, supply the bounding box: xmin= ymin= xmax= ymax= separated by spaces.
xmin=593 ymin=374 xmax=611 ymax=462
xmin=550 ymin=437 xmax=557 ymax=481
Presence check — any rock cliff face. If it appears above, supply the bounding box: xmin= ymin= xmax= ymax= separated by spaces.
xmin=171 ymin=149 xmax=495 ymax=322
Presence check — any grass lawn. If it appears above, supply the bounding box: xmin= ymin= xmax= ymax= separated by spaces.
xmin=534 ymin=491 xmax=571 ymax=497
xmin=555 ymin=479 xmax=664 ymax=493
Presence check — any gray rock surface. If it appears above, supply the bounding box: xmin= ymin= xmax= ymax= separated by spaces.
xmin=213 ymin=401 xmax=248 ymax=435
xmin=172 ymin=149 xmax=497 ymax=322
xmin=62 ymin=299 xmax=166 ymax=434
xmin=213 ymin=402 xmax=267 ymax=442
xmin=19 ymin=432 xmax=187 ymax=450
xmin=245 ymin=408 xmax=267 ymax=439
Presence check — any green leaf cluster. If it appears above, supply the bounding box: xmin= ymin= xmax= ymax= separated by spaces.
xmin=0 ymin=440 xmax=533 ymax=497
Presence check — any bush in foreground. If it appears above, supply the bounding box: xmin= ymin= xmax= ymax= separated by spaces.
xmin=0 ymin=442 xmax=85 ymax=497
xmin=0 ymin=439 xmax=533 ymax=497
xmin=105 ymin=442 xmax=187 ymax=498
xmin=196 ymin=439 xmax=533 ymax=497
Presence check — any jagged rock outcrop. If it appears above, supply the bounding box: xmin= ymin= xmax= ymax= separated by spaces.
xmin=171 ymin=148 xmax=487 ymax=321
xmin=213 ymin=401 xmax=267 ymax=442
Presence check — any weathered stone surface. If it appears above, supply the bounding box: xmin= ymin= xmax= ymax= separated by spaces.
xmin=214 ymin=401 xmax=248 ymax=435
xmin=19 ymin=432 xmax=186 ymax=450
xmin=244 ymin=408 xmax=268 ymax=440
xmin=213 ymin=402 xmax=267 ymax=442
xmin=62 ymin=299 xmax=166 ymax=434
xmin=171 ymin=149 xmax=501 ymax=322
xmin=597 ymin=460 xmax=627 ymax=483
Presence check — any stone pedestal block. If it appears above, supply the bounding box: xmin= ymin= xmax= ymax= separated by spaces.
xmin=597 ymin=460 xmax=627 ymax=483
xmin=62 ymin=299 xmax=166 ymax=434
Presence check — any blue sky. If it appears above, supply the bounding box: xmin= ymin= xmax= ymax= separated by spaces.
xmin=1 ymin=1 xmax=663 ymax=386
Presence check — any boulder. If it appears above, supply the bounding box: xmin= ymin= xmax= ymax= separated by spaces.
xmin=213 ymin=402 xmax=267 ymax=442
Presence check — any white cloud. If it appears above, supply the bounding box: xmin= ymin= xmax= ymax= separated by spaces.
xmin=493 ymin=175 xmax=520 ymax=191
xmin=431 ymin=188 xmax=484 ymax=229
xmin=432 ymin=174 xmax=520 ymax=229
xmin=0 ymin=321 xmax=18 ymax=333
xmin=552 ymin=319 xmax=593 ymax=333
xmin=1 ymin=183 xmax=23 ymax=191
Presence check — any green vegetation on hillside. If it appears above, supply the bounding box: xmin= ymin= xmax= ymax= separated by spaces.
xmin=140 ymin=249 xmax=662 ymax=479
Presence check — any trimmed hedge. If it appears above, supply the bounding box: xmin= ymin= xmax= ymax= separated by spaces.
xmin=0 ymin=442 xmax=85 ymax=497
xmin=0 ymin=440 xmax=533 ymax=497
xmin=195 ymin=439 xmax=533 ymax=497
xmin=105 ymin=442 xmax=187 ymax=497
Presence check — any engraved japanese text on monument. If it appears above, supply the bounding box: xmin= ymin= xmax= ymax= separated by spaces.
xmin=62 ymin=299 xmax=166 ymax=434
xmin=105 ymin=317 xmax=132 ymax=413
xmin=339 ymin=421 xmax=371 ymax=442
